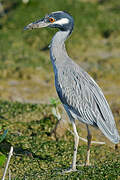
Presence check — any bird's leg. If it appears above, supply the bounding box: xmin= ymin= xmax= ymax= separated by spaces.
xmin=49 ymin=119 xmax=61 ymax=140
xmin=71 ymin=120 xmax=79 ymax=171
xmin=85 ymin=125 xmax=92 ymax=166
xmin=63 ymin=120 xmax=79 ymax=173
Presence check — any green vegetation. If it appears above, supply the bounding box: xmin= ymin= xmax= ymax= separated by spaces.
xmin=0 ymin=100 xmax=120 ymax=179
xmin=0 ymin=0 xmax=120 ymax=179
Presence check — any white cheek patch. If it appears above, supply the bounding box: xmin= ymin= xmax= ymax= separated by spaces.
xmin=53 ymin=18 xmax=69 ymax=25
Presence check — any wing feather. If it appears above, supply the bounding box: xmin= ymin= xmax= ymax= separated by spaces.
xmin=56 ymin=62 xmax=120 ymax=143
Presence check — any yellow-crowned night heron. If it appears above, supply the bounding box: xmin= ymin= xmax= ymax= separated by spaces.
xmin=24 ymin=11 xmax=120 ymax=172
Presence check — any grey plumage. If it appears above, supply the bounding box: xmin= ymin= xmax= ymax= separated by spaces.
xmin=50 ymin=29 xmax=119 ymax=144
xmin=25 ymin=11 xmax=120 ymax=172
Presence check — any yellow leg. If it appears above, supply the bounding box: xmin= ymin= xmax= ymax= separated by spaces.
xmin=71 ymin=120 xmax=79 ymax=171
xmin=63 ymin=119 xmax=79 ymax=173
xmin=85 ymin=125 xmax=92 ymax=166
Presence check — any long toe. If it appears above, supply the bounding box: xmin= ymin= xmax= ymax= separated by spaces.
xmin=62 ymin=167 xmax=77 ymax=174
xmin=85 ymin=162 xmax=91 ymax=166
xmin=77 ymin=163 xmax=92 ymax=167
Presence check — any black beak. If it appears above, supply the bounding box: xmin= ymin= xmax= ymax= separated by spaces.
xmin=24 ymin=18 xmax=49 ymax=30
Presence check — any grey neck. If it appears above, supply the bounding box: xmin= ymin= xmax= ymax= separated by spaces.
xmin=50 ymin=30 xmax=70 ymax=67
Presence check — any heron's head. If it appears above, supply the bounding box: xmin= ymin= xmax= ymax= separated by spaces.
xmin=24 ymin=11 xmax=74 ymax=33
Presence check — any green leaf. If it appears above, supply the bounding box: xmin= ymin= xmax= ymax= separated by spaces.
xmin=0 ymin=154 xmax=6 ymax=166
xmin=50 ymin=98 xmax=60 ymax=108
xmin=0 ymin=129 xmax=8 ymax=143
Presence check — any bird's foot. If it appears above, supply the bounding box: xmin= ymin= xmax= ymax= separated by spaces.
xmin=62 ymin=166 xmax=77 ymax=174
xmin=77 ymin=162 xmax=91 ymax=167
xmin=85 ymin=162 xmax=91 ymax=166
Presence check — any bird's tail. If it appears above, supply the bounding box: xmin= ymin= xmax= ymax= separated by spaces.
xmin=97 ymin=117 xmax=120 ymax=144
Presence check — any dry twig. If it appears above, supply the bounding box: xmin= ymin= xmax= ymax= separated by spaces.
xmin=2 ymin=146 xmax=13 ymax=180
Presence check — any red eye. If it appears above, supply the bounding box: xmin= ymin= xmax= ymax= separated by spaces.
xmin=49 ymin=17 xmax=55 ymax=23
